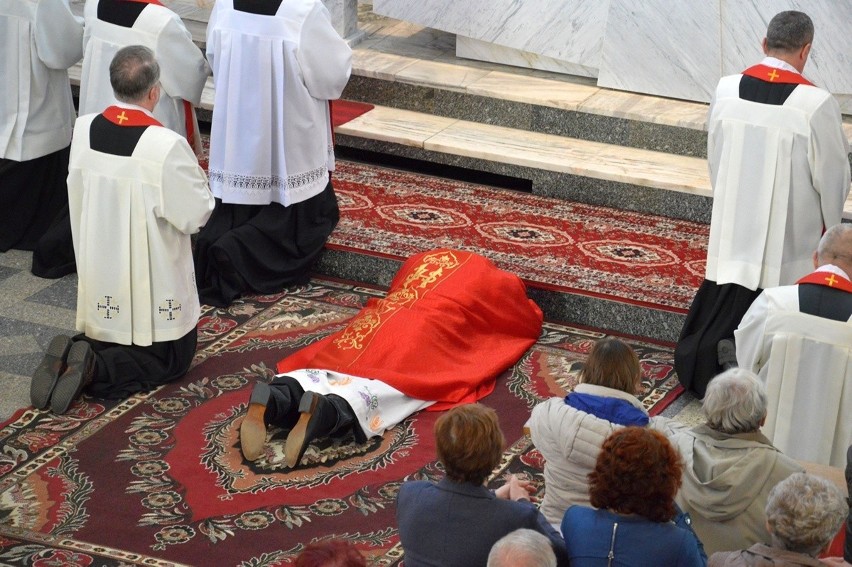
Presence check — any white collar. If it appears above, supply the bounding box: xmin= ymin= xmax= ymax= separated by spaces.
xmin=814 ymin=264 xmax=851 ymax=280
xmin=760 ymin=56 xmax=800 ymax=74
xmin=113 ymin=101 xmax=156 ymax=119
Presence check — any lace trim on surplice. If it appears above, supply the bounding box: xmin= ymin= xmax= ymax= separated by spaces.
xmin=208 ymin=165 xmax=326 ymax=195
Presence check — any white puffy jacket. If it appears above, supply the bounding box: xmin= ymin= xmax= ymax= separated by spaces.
xmin=528 ymin=383 xmax=651 ymax=525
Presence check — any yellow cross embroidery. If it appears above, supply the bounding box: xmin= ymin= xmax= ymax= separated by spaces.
xmin=767 ymin=69 xmax=780 ymax=82
xmin=825 ymin=274 xmax=838 ymax=287
xmin=116 ymin=111 xmax=129 ymax=124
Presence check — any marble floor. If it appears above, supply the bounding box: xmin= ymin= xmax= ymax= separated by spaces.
xmin=0 ymin=251 xmax=77 ymax=423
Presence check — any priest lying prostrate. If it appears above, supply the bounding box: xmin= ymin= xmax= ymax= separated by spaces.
xmin=239 ymin=250 xmax=544 ymax=467
xmin=32 ymin=0 xmax=210 ymax=279
xmin=734 ymin=223 xmax=852 ymax=467
xmin=0 ymin=0 xmax=82 ymax=256
xmin=675 ymin=10 xmax=851 ymax=399
xmin=29 ymin=46 xmax=215 ymax=415
xmin=195 ymin=0 xmax=352 ymax=308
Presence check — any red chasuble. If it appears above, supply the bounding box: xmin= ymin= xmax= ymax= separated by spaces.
xmin=796 ymin=270 xmax=852 ymax=293
xmin=277 ymin=249 xmax=544 ymax=410
xmin=102 ymin=105 xmax=163 ymax=127
xmin=742 ymin=64 xmax=814 ymax=86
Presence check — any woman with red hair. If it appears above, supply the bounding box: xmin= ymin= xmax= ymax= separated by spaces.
xmin=561 ymin=427 xmax=707 ymax=566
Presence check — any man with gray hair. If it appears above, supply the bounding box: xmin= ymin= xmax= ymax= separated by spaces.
xmin=709 ymin=473 xmax=848 ymax=566
xmin=487 ymin=529 xmax=557 ymax=567
xmin=29 ymin=45 xmax=214 ymax=414
xmin=735 ymin=223 xmax=852 ymax=466
xmin=675 ymin=10 xmax=850 ymax=399
xmin=657 ymin=368 xmax=803 ymax=556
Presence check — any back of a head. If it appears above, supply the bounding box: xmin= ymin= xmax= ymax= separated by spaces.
xmin=294 ymin=539 xmax=366 ymax=567
xmin=589 ymin=427 xmax=682 ymax=523
xmin=702 ymin=368 xmax=767 ymax=435
xmin=109 ymin=45 xmax=160 ymax=104
xmin=487 ymin=529 xmax=557 ymax=567
xmin=765 ymin=473 xmax=848 ymax=557
xmin=765 ymin=11 xmax=814 ymax=53
xmin=580 ymin=338 xmax=641 ymax=394
xmin=435 ymin=403 xmax=504 ymax=485
xmin=816 ymin=224 xmax=852 ymax=273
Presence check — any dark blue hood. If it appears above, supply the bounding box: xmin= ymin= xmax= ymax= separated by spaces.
xmin=564 ymin=392 xmax=649 ymax=426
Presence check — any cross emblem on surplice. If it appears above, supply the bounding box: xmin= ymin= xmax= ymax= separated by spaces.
xmin=97 ymin=296 xmax=120 ymax=319
xmin=767 ymin=69 xmax=780 ymax=82
xmin=116 ymin=111 xmax=129 ymax=124
xmin=825 ymin=274 xmax=838 ymax=287
xmin=158 ymin=299 xmax=182 ymax=321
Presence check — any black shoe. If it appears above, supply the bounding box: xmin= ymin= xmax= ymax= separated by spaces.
xmin=31 ymin=335 xmax=72 ymax=409
xmin=50 ymin=341 xmax=95 ymax=414
xmin=284 ymin=392 xmax=336 ymax=468
xmin=240 ymin=382 xmax=271 ymax=461
xmin=717 ymin=339 xmax=738 ymax=370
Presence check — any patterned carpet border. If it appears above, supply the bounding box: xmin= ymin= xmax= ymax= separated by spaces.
xmin=328 ymin=160 xmax=708 ymax=313
xmin=0 ymin=279 xmax=683 ymax=566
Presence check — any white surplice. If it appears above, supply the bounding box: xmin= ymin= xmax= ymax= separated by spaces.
xmin=284 ymin=369 xmax=434 ymax=439
xmin=68 ymin=105 xmax=215 ymax=347
xmin=735 ymin=265 xmax=852 ymax=466
xmin=78 ymin=0 xmax=209 ymax=139
xmin=206 ymin=0 xmax=351 ymax=206
xmin=706 ymin=57 xmax=851 ymax=290
xmin=0 ymin=0 xmax=83 ymax=161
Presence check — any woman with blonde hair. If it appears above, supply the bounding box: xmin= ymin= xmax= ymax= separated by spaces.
xmin=528 ymin=338 xmax=653 ymax=526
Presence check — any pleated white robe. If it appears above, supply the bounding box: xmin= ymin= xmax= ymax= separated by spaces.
xmin=68 ymin=105 xmax=215 ymax=347
xmin=706 ymin=60 xmax=850 ymax=290
xmin=206 ymin=0 xmax=351 ymax=206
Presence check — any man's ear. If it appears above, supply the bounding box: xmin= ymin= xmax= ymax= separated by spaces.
xmin=800 ymin=42 xmax=812 ymax=65
xmin=762 ymin=37 xmax=769 ymax=55
xmin=813 ymin=250 xmax=820 ymax=269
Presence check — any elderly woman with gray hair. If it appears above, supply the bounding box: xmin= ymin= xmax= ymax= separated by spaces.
xmin=656 ymin=368 xmax=804 ymax=555
xmin=709 ymin=473 xmax=848 ymax=566
xmin=488 ymin=529 xmax=557 ymax=567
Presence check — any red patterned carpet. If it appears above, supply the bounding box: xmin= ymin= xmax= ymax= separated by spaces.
xmin=196 ymin=133 xmax=708 ymax=314
xmin=0 ymin=279 xmax=682 ymax=566
xmin=329 ymin=162 xmax=708 ymax=313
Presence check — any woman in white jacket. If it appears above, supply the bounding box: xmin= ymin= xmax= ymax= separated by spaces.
xmin=528 ymin=338 xmax=652 ymax=527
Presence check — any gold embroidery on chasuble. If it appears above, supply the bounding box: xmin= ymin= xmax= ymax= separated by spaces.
xmin=332 ymin=251 xmax=464 ymax=359
xmin=825 ymin=274 xmax=838 ymax=287
xmin=767 ymin=69 xmax=780 ymax=82
xmin=116 ymin=110 xmax=129 ymax=124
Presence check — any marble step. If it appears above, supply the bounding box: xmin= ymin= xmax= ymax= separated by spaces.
xmin=341 ymin=69 xmax=711 ymax=159
xmin=333 ymin=103 xmax=852 ymax=224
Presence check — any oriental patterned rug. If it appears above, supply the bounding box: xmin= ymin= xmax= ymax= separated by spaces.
xmin=196 ymin=135 xmax=709 ymax=314
xmin=0 ymin=278 xmax=682 ymax=566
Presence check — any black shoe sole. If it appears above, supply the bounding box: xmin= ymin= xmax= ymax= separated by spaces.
xmin=30 ymin=335 xmax=72 ymax=409
xmin=50 ymin=342 xmax=94 ymax=415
